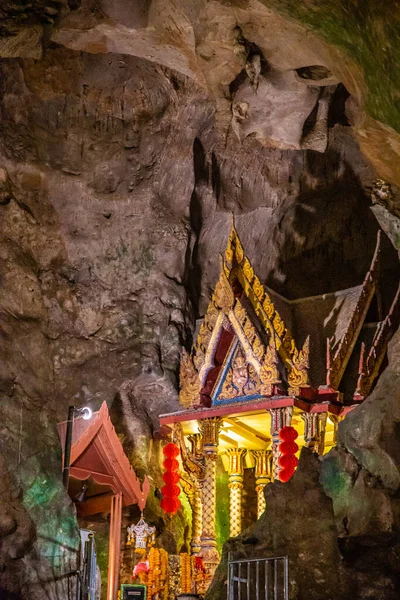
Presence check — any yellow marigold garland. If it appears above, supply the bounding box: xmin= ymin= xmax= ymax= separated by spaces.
xmin=147 ymin=548 xmax=169 ymax=599
xmin=160 ymin=548 xmax=169 ymax=600
xmin=180 ymin=553 xmax=192 ymax=594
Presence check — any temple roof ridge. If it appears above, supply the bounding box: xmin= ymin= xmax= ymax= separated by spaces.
xmin=283 ymin=283 xmax=364 ymax=305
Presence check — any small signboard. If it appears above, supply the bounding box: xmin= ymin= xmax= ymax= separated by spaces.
xmin=120 ymin=584 xmax=147 ymax=600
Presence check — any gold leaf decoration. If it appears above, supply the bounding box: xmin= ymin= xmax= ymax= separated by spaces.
xmin=253 ymin=276 xmax=264 ymax=301
xmin=242 ymin=258 xmax=254 ymax=282
xmin=179 ymin=347 xmax=201 ymax=407
xmin=213 ymin=269 xmax=234 ymax=313
xmin=259 ymin=340 xmax=280 ymax=396
xmin=282 ymin=330 xmax=296 ymax=355
xmin=252 ymin=334 xmax=265 ymax=362
xmin=220 ymin=367 xmax=238 ymax=399
xmin=235 ymin=241 xmax=244 ymax=264
xmin=243 ymin=316 xmax=254 ymax=341
xmin=273 ymin=313 xmax=285 ymax=337
xmin=288 ymin=336 xmax=310 ymax=395
xmin=233 ymin=300 xmax=246 ymax=324
xmin=225 ymin=239 xmax=234 ymax=266
xmin=263 ymin=295 xmax=275 ymax=319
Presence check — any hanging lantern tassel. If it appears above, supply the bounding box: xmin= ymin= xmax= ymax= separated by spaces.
xmin=278 ymin=426 xmax=299 ymax=482
xmin=161 ymin=443 xmax=181 ymax=514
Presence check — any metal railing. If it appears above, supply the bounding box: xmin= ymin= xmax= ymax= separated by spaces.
xmin=228 ymin=555 xmax=289 ymax=600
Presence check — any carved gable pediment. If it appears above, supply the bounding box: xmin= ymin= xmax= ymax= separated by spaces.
xmin=179 ymin=226 xmax=310 ymax=409
xmin=212 ymin=336 xmax=281 ymax=406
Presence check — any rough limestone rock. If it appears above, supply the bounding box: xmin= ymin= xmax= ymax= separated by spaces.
xmin=0 ymin=0 xmax=400 ymax=598
xmin=207 ymin=450 xmax=346 ymax=600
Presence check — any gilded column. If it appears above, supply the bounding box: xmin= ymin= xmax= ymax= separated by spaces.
xmin=198 ymin=417 xmax=222 ymax=583
xmin=317 ymin=412 xmax=328 ymax=456
xmin=252 ymin=450 xmax=272 ymax=518
xmin=268 ymin=407 xmax=293 ymax=479
xmin=330 ymin=414 xmax=339 ymax=446
xmin=301 ymin=412 xmax=321 ymax=453
xmin=226 ymin=448 xmax=247 ymax=537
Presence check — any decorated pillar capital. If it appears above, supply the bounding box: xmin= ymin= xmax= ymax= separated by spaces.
xmin=268 ymin=406 xmax=293 ymax=434
xmin=252 ymin=450 xmax=272 ymax=518
xmin=226 ymin=447 xmax=247 ymax=476
xmin=252 ymin=449 xmax=272 ymax=480
xmin=301 ymin=412 xmax=319 ymax=453
xmin=226 ymin=447 xmax=246 ymax=537
xmin=199 ymin=417 xmax=222 ymax=455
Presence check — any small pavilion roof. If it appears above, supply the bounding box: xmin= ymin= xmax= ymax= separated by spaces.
xmin=58 ymin=402 xmax=149 ymax=515
xmin=178 ymin=226 xmax=396 ymax=410
xmin=266 ymin=284 xmax=365 ymax=388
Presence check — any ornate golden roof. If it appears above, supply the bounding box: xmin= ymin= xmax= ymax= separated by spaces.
xmin=180 ymin=226 xmax=310 ymax=407
xmin=179 ymin=226 xmax=393 ymax=409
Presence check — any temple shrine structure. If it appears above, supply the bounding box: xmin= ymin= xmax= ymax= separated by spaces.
xmin=58 ymin=402 xmax=150 ymax=600
xmin=159 ymin=225 xmax=400 ymax=583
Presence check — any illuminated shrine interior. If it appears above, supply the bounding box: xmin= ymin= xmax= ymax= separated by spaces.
xmin=1 ymin=2 xmax=400 ymax=600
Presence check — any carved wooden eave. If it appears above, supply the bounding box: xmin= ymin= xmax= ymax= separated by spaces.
xmin=355 ymin=280 xmax=400 ymax=400
xmin=180 ymin=226 xmax=310 ymax=407
xmin=326 ymin=232 xmax=381 ymax=391
xmin=58 ymin=402 xmax=150 ymax=514
xmin=159 ymin=394 xmax=352 ymax=428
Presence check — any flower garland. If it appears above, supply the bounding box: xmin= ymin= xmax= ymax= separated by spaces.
xmin=160 ymin=548 xmax=169 ymax=600
xmin=148 ymin=548 xmax=161 ymax=598
xmin=146 ymin=547 xmax=169 ymax=599
xmin=180 ymin=553 xmax=192 ymax=594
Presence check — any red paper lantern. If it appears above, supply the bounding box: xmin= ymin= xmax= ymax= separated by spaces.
xmin=278 ymin=468 xmax=294 ymax=483
xmin=278 ymin=426 xmax=299 ymax=483
xmin=161 ymin=484 xmax=181 ymax=498
xmin=162 ymin=471 xmax=180 ymax=484
xmin=279 ymin=441 xmax=299 ymax=455
xmin=161 ymin=442 xmax=181 ymax=515
xmin=278 ymin=454 xmax=298 ymax=469
xmin=161 ymin=496 xmax=181 ymax=514
xmin=163 ymin=443 xmax=180 ymax=459
xmin=163 ymin=458 xmax=179 ymax=471
xmin=279 ymin=426 xmax=298 ymax=442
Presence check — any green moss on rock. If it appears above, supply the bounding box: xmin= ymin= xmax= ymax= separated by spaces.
xmin=261 ymin=0 xmax=400 ymax=132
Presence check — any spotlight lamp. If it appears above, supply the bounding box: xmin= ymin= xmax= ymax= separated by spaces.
xmin=79 ymin=407 xmax=93 ymax=421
